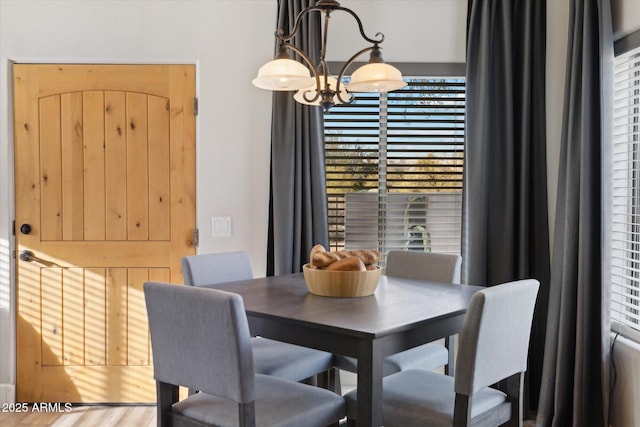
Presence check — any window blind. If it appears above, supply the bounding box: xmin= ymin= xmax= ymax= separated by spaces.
xmin=324 ymin=77 xmax=465 ymax=261
xmin=612 ymin=44 xmax=640 ymax=340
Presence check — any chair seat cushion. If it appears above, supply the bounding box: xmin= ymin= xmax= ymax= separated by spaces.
xmin=334 ymin=342 xmax=449 ymax=376
xmin=252 ymin=337 xmax=333 ymax=381
xmin=344 ymin=369 xmax=507 ymax=427
xmin=173 ymin=374 xmax=345 ymax=427
xmin=383 ymin=342 xmax=449 ymax=373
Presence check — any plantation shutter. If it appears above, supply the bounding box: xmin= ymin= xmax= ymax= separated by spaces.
xmin=611 ymin=43 xmax=640 ymax=341
xmin=324 ymin=77 xmax=465 ymax=262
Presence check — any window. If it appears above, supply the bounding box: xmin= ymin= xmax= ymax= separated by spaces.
xmin=324 ymin=64 xmax=465 ymax=265
xmin=612 ymin=32 xmax=640 ymax=341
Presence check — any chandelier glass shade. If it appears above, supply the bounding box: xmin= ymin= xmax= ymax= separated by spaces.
xmin=252 ymin=0 xmax=406 ymax=111
xmin=252 ymin=58 xmax=314 ymax=91
xmin=347 ymin=62 xmax=407 ymax=93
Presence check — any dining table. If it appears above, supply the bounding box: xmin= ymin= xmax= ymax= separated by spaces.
xmin=207 ymin=272 xmax=483 ymax=427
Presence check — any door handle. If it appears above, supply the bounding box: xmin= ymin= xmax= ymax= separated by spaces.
xmin=19 ymin=250 xmax=59 ymax=267
xmin=19 ymin=250 xmax=36 ymax=262
xmin=20 ymin=224 xmax=32 ymax=235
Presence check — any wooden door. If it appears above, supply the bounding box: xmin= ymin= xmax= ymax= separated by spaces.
xmin=13 ymin=64 xmax=196 ymax=402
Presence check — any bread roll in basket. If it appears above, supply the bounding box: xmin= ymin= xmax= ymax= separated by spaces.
xmin=303 ymin=264 xmax=382 ymax=297
xmin=302 ymin=245 xmax=382 ymax=297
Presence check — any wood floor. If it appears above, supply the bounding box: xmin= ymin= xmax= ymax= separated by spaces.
xmin=1 ymin=404 xmax=538 ymax=426
xmin=0 ymin=405 xmax=156 ymax=427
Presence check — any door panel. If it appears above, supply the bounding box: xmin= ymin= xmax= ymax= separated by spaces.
xmin=14 ymin=64 xmax=196 ymax=402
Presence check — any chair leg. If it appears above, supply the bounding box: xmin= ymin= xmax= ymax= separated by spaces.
xmin=316 ymin=370 xmax=330 ymax=389
xmin=156 ymin=381 xmax=179 ymax=427
xmin=453 ymin=393 xmax=472 ymax=426
xmin=444 ymin=335 xmax=455 ymax=376
xmin=238 ymin=401 xmax=256 ymax=427
xmin=330 ymin=367 xmax=342 ymax=394
xmin=311 ymin=368 xmax=342 ymax=394
xmin=499 ymin=372 xmax=524 ymax=427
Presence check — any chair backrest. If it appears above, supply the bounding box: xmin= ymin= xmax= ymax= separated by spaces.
xmin=454 ymin=279 xmax=540 ymax=395
xmin=144 ymin=281 xmax=255 ymax=403
xmin=384 ymin=250 xmax=462 ymax=284
xmin=181 ymin=251 xmax=253 ymax=287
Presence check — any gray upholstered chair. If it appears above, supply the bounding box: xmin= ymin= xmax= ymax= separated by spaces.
xmin=344 ymin=279 xmax=540 ymax=427
xmin=181 ymin=251 xmax=335 ymax=386
xmin=334 ymin=251 xmax=462 ymax=379
xmin=144 ymin=282 xmax=346 ymax=427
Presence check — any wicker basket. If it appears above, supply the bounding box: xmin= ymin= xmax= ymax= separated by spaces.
xmin=302 ymin=264 xmax=381 ymax=297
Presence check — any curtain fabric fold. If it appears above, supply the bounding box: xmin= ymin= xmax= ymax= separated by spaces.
xmin=536 ymin=1 xmax=613 ymax=426
xmin=267 ymin=0 xmax=329 ymax=276
xmin=464 ymin=0 xmax=550 ymax=413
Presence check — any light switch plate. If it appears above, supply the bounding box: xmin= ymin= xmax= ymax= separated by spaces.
xmin=211 ymin=217 xmax=232 ymax=237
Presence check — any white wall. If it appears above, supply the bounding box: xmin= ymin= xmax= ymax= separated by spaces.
xmin=324 ymin=0 xmax=467 ymax=63
xmin=0 ymin=0 xmax=467 ymax=398
xmin=546 ymin=0 xmax=569 ymax=248
xmin=610 ymin=335 xmax=640 ymax=427
xmin=612 ymin=0 xmax=640 ymax=40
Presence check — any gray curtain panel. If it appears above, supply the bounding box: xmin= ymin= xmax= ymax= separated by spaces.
xmin=267 ymin=0 xmax=329 ymax=276
xmin=464 ymin=0 xmax=550 ymax=413
xmin=536 ymin=0 xmax=613 ymax=426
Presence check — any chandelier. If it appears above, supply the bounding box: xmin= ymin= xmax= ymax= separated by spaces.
xmin=252 ymin=0 xmax=406 ymax=111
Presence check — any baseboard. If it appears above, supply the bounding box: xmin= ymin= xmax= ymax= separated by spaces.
xmin=0 ymin=383 xmax=15 ymax=404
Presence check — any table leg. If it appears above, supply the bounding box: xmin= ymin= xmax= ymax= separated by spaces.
xmin=356 ymin=340 xmax=384 ymax=426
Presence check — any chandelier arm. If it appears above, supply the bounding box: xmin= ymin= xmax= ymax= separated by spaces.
xmin=283 ymin=43 xmax=322 ymax=103
xmin=334 ymin=45 xmax=376 ymax=104
xmin=304 ymin=62 xmax=330 ymax=104
xmin=333 ymin=6 xmax=385 ymax=45
xmin=302 ymin=89 xmax=318 ymax=103
xmin=275 ymin=5 xmax=324 ymax=43
xmin=275 ymin=3 xmax=384 ymax=46
xmin=319 ymin=8 xmax=331 ymax=70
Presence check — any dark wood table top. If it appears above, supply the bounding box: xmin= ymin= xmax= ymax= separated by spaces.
xmin=209 ymin=272 xmax=482 ymax=427
xmin=211 ymin=272 xmax=481 ymax=343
